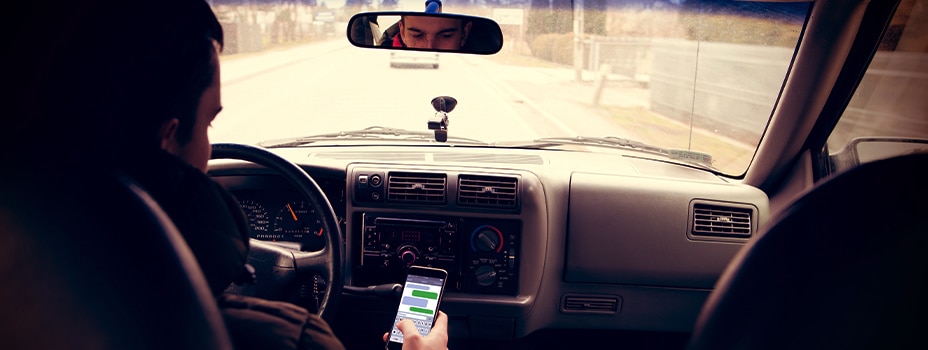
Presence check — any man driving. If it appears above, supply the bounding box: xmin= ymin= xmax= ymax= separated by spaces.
xmin=381 ymin=15 xmax=472 ymax=50
xmin=6 ymin=1 xmax=450 ymax=349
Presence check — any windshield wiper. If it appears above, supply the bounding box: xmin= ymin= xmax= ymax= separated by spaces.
xmin=501 ymin=136 xmax=716 ymax=170
xmin=259 ymin=126 xmax=487 ymax=148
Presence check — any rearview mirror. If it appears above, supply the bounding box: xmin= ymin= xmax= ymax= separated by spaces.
xmin=347 ymin=12 xmax=503 ymax=55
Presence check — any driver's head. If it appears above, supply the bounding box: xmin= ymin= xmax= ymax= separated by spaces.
xmin=399 ymin=15 xmax=472 ymax=50
xmin=8 ymin=0 xmax=223 ymax=171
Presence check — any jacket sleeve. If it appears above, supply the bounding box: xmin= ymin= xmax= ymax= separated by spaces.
xmin=218 ymin=293 xmax=345 ymax=350
xmin=379 ymin=22 xmax=401 ymax=47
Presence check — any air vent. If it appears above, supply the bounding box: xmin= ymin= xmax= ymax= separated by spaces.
xmin=458 ymin=175 xmax=518 ymax=209
xmin=692 ymin=203 xmax=753 ymax=238
xmin=562 ymin=295 xmax=620 ymax=314
xmin=387 ymin=172 xmax=446 ymax=204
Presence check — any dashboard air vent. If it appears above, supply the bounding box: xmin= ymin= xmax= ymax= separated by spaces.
xmin=458 ymin=175 xmax=518 ymax=209
xmin=562 ymin=295 xmax=620 ymax=314
xmin=387 ymin=172 xmax=446 ymax=204
xmin=692 ymin=203 xmax=753 ymax=238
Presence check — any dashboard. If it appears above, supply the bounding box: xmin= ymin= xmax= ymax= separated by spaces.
xmin=207 ymin=145 xmax=769 ymax=346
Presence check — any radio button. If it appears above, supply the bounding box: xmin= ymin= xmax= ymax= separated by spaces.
xmin=370 ymin=174 xmax=383 ymax=187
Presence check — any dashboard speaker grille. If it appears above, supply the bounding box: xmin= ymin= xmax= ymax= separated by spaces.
xmin=387 ymin=172 xmax=446 ymax=204
xmin=458 ymin=175 xmax=518 ymax=209
xmin=692 ymin=203 xmax=753 ymax=238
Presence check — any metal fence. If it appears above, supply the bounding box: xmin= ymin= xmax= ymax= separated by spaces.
xmin=580 ymin=36 xmax=651 ymax=83
xmin=581 ymin=36 xmax=927 ymax=145
xmin=212 ymin=4 xmax=332 ymax=54
xmin=647 ymin=39 xmax=795 ymax=143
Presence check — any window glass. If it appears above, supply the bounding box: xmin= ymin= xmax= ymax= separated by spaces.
xmin=208 ymin=1 xmax=810 ymax=176
xmin=827 ymin=0 xmax=928 ymax=168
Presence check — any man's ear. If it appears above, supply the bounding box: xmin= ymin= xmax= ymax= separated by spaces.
xmin=159 ymin=118 xmax=180 ymax=151
xmin=461 ymin=21 xmax=473 ymax=46
xmin=398 ymin=20 xmax=406 ymax=42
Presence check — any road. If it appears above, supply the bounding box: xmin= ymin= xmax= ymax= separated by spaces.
xmin=209 ymin=39 xmax=641 ymax=146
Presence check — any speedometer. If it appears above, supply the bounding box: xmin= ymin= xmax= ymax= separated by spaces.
xmin=238 ymin=199 xmax=271 ymax=238
xmin=274 ymin=200 xmax=326 ymax=250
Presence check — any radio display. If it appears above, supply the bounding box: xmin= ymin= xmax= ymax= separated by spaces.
xmin=372 ymin=217 xmax=448 ymax=245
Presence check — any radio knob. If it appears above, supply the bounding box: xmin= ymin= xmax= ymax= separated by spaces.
xmin=475 ymin=265 xmax=497 ymax=287
xmin=398 ymin=245 xmax=419 ymax=265
xmin=401 ymin=251 xmax=417 ymax=264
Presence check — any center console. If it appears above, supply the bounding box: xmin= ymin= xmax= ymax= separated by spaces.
xmin=354 ymin=213 xmax=520 ymax=295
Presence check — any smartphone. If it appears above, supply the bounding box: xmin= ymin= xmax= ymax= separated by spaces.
xmin=387 ymin=266 xmax=448 ymax=350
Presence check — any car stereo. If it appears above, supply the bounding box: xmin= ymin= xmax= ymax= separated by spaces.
xmin=358 ymin=213 xmax=520 ymax=295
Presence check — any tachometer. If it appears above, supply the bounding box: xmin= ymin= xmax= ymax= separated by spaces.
xmin=238 ymin=199 xmax=271 ymax=238
xmin=273 ymin=200 xmax=325 ymax=250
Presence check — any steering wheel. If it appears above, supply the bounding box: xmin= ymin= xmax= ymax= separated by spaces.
xmin=210 ymin=143 xmax=343 ymax=324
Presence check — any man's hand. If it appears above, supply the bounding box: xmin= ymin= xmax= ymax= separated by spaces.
xmin=383 ymin=311 xmax=449 ymax=350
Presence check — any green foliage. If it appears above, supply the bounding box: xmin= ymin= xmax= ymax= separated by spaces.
xmin=583 ymin=0 xmax=607 ymax=36
xmin=526 ymin=8 xmax=573 ymax=43
xmin=678 ymin=13 xmax=801 ymax=47
xmin=524 ymin=0 xmax=603 ymax=64
xmin=529 ymin=33 xmax=574 ymax=66
xmin=344 ymin=0 xmax=370 ymax=6
xmin=584 ymin=9 xmax=606 ymax=36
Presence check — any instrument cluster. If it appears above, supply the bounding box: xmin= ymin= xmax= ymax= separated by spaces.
xmin=223 ymin=174 xmax=346 ymax=251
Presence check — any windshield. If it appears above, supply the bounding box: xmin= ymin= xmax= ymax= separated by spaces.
xmin=207 ymin=0 xmax=812 ymax=176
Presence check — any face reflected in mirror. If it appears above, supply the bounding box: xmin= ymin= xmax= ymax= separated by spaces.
xmin=398 ymin=16 xmax=472 ymax=50
xmin=346 ymin=12 xmax=503 ymax=55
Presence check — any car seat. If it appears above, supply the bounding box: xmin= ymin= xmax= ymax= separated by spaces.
xmin=686 ymin=152 xmax=928 ymax=349
xmin=0 ymin=170 xmax=232 ymax=349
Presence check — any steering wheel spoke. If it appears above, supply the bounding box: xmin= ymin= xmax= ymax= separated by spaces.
xmin=293 ymin=249 xmax=334 ymax=277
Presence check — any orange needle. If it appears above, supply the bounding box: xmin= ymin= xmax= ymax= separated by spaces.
xmin=286 ymin=203 xmax=298 ymax=221
xmin=315 ymin=228 xmax=323 ymax=236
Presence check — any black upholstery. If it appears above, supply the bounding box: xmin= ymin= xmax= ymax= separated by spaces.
xmin=0 ymin=171 xmax=232 ymax=349
xmin=686 ymin=153 xmax=928 ymax=350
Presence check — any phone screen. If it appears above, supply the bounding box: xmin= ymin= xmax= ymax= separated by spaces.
xmin=388 ymin=266 xmax=447 ymax=347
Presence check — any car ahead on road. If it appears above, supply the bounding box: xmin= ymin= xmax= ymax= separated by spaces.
xmin=3 ymin=0 xmax=927 ymax=350
xmin=389 ymin=50 xmax=440 ymax=69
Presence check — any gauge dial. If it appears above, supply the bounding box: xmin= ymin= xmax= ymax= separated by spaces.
xmin=274 ymin=200 xmax=325 ymax=250
xmin=238 ymin=200 xmax=272 ymax=239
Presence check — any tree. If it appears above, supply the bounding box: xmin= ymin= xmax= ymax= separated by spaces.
xmin=345 ymin=0 xmax=371 ymax=7
xmin=526 ymin=0 xmax=572 ymax=41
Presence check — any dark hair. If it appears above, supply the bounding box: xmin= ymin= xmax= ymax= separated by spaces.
xmin=5 ymin=0 xmax=223 ymax=166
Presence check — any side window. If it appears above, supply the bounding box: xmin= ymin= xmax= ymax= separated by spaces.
xmin=825 ymin=0 xmax=928 ymax=174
